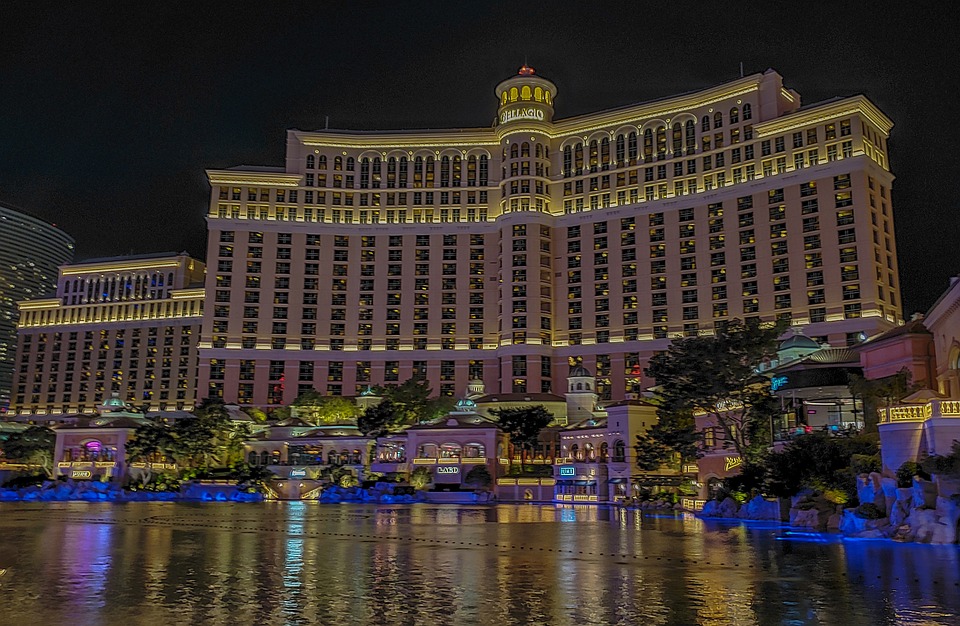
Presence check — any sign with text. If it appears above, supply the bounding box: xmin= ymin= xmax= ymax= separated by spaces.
xmin=558 ymin=466 xmax=576 ymax=476
xmin=436 ymin=466 xmax=460 ymax=475
xmin=71 ymin=470 xmax=92 ymax=479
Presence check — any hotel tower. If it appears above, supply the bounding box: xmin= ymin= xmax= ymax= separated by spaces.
xmin=199 ymin=67 xmax=901 ymax=407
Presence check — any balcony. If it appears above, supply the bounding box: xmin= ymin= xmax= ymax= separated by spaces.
xmin=878 ymin=400 xmax=960 ymax=424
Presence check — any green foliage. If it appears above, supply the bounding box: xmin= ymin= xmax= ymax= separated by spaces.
xmin=464 ymin=465 xmax=493 ymax=490
xmin=374 ymin=379 xmax=443 ymax=425
xmin=491 ymin=405 xmax=554 ymax=470
xmin=292 ymin=390 xmax=360 ymax=424
xmin=645 ymin=317 xmax=787 ymax=464
xmin=127 ymin=473 xmax=181 ymax=493
xmin=850 ymin=453 xmax=881 ymax=476
xmin=338 ymin=473 xmax=359 ymax=488
xmin=358 ymin=399 xmax=401 ymax=436
xmin=634 ymin=410 xmax=700 ymax=471
xmin=0 ymin=426 xmax=55 ymax=477
xmin=126 ymin=421 xmax=176 ymax=462
xmin=855 ymin=502 xmax=885 ymax=519
xmin=763 ymin=432 xmax=878 ymax=500
xmin=409 ymin=466 xmax=432 ymax=490
xmin=921 ymin=441 xmax=960 ymax=478
xmin=1 ymin=473 xmax=49 ymax=489
xmin=245 ymin=407 xmax=269 ymax=423
xmin=896 ymin=461 xmax=929 ymax=488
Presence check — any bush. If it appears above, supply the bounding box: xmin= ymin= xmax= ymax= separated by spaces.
xmin=921 ymin=441 xmax=960 ymax=478
xmin=850 ymin=453 xmax=881 ymax=476
xmin=896 ymin=461 xmax=929 ymax=488
xmin=854 ymin=502 xmax=885 ymax=519
xmin=1 ymin=473 xmax=47 ymax=489
xmin=409 ymin=466 xmax=432 ymax=490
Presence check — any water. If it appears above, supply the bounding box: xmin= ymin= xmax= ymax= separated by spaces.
xmin=0 ymin=502 xmax=958 ymax=625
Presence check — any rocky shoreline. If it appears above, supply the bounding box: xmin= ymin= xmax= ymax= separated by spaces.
xmin=698 ymin=473 xmax=960 ymax=545
xmin=0 ymin=479 xmax=263 ymax=502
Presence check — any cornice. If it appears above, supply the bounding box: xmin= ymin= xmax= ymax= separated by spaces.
xmin=207 ymin=170 xmax=303 ymax=187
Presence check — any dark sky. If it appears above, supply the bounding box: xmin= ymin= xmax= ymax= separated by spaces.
xmin=1 ymin=2 xmax=957 ymax=314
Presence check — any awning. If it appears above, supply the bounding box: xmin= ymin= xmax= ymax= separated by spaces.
xmin=554 ymin=480 xmax=573 ymax=486
xmin=607 ymin=478 xmax=627 ymax=484
xmin=574 ymin=480 xmax=596 ymax=486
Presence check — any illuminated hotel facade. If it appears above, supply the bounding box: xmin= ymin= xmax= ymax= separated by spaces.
xmin=0 ymin=203 xmax=75 ymax=410
xmin=199 ymin=67 xmax=902 ymax=407
xmin=11 ymin=253 xmax=205 ymax=416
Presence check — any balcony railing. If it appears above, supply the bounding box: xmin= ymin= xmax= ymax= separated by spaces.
xmin=878 ymin=400 xmax=960 ymax=424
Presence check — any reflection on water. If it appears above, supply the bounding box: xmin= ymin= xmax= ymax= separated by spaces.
xmin=0 ymin=502 xmax=958 ymax=625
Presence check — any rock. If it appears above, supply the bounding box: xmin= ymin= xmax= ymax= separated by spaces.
xmin=716 ymin=497 xmax=739 ymax=518
xmin=699 ymin=500 xmax=719 ymax=517
xmin=857 ymin=473 xmax=886 ymax=515
xmin=912 ymin=477 xmax=938 ymax=509
xmin=839 ymin=509 xmax=892 ymax=537
xmin=791 ymin=508 xmax=825 ymax=530
xmin=737 ymin=495 xmax=780 ymax=521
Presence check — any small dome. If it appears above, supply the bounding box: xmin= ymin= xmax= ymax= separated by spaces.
xmin=779 ymin=333 xmax=820 ymax=351
xmin=569 ymin=364 xmax=593 ymax=378
xmin=517 ymin=65 xmax=536 ymax=76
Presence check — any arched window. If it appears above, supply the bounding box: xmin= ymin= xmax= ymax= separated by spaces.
xmin=351 ymin=449 xmax=361 ymax=464
xmin=714 ymin=112 xmax=723 ymax=128
xmin=440 ymin=155 xmax=450 ymax=187
xmin=600 ymin=137 xmax=610 ymax=167
xmin=464 ymin=442 xmax=485 ymax=458
xmin=563 ymin=145 xmax=572 ymax=176
xmin=672 ymin=123 xmax=682 ymax=153
xmin=534 ymin=86 xmax=543 ymax=101
xmin=599 ymin=442 xmax=609 ymax=462
xmin=509 ymin=87 xmax=518 ymax=102
xmin=614 ymin=440 xmax=626 ymax=462
xmin=306 ymin=154 xmax=315 ymax=169
xmin=346 ymin=157 xmax=355 ymax=171
xmin=260 ymin=451 xmax=269 ymax=465
xmin=643 ymin=128 xmax=653 ymax=159
xmin=510 ymin=143 xmax=519 ymax=159
xmin=615 ymin=135 xmax=625 ymax=164
xmin=742 ymin=103 xmax=752 ymax=120
xmin=479 ymin=155 xmax=488 ymax=185
xmin=577 ymin=382 xmax=583 ymax=390
xmin=730 ymin=107 xmax=739 ymax=124
xmin=521 ymin=142 xmax=530 ymax=157
xmin=360 ymin=157 xmax=370 ymax=188
xmin=328 ymin=449 xmax=338 ymax=464
xmin=334 ymin=156 xmax=343 ymax=171
xmin=685 ymin=120 xmax=696 ymax=151
xmin=584 ymin=443 xmax=595 ymax=461
xmin=589 ymin=140 xmax=598 ymax=171
xmin=701 ymin=115 xmax=710 ymax=132
xmin=656 ymin=126 xmax=666 ymax=156
xmin=501 ymin=92 xmax=508 ymax=105
xmin=574 ymin=143 xmax=583 ymax=174
xmin=628 ymin=131 xmax=638 ymax=161
xmin=521 ymin=85 xmax=531 ymax=100
xmin=318 ymin=155 xmax=327 ymax=169
xmin=570 ymin=444 xmax=579 ymax=460
xmin=439 ymin=443 xmax=462 ymax=458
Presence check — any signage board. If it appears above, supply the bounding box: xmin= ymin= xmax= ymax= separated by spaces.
xmin=558 ymin=466 xmax=576 ymax=476
xmin=289 ymin=469 xmax=306 ymax=478
xmin=436 ymin=466 xmax=460 ymax=475
xmin=71 ymin=470 xmax=92 ymax=479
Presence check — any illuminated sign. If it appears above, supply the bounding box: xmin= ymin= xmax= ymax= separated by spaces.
xmin=559 ymin=466 xmax=576 ymax=476
xmin=499 ymin=107 xmax=545 ymax=124
xmin=724 ymin=456 xmax=743 ymax=472
xmin=771 ymin=376 xmax=788 ymax=392
xmin=289 ymin=469 xmax=306 ymax=478
xmin=436 ymin=466 xmax=460 ymax=475
xmin=71 ymin=470 xmax=92 ymax=479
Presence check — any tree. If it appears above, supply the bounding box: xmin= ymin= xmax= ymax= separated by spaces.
xmin=1 ymin=426 xmax=55 ymax=478
xmin=374 ymin=379 xmax=454 ymax=425
xmin=358 ymin=399 xmax=400 ymax=437
xmin=634 ymin=409 xmax=700 ymax=471
xmin=293 ymin=393 xmax=360 ymax=425
xmin=491 ymin=405 xmax=554 ymax=472
xmin=848 ymin=368 xmax=918 ymax=433
xmin=645 ymin=318 xmax=787 ymax=465
xmin=464 ymin=465 xmax=493 ymax=491
xmin=126 ymin=421 xmax=176 ymax=483
xmin=763 ymin=432 xmax=879 ymax=501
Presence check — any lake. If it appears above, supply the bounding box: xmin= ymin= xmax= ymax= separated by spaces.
xmin=0 ymin=502 xmax=958 ymax=625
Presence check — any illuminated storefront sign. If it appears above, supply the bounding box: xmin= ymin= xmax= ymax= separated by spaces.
xmin=436 ymin=466 xmax=460 ymax=475
xmin=499 ymin=107 xmax=545 ymax=124
xmin=724 ymin=456 xmax=743 ymax=472
xmin=289 ymin=469 xmax=306 ymax=478
xmin=558 ymin=466 xmax=575 ymax=476
xmin=771 ymin=376 xmax=788 ymax=392
xmin=71 ymin=470 xmax=92 ymax=479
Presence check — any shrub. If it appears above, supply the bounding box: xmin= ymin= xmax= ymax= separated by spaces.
xmin=854 ymin=502 xmax=885 ymax=519
xmin=921 ymin=441 xmax=960 ymax=478
xmin=1 ymin=473 xmax=47 ymax=489
xmin=409 ymin=466 xmax=432 ymax=490
xmin=850 ymin=453 xmax=881 ymax=476
xmin=896 ymin=461 xmax=929 ymax=488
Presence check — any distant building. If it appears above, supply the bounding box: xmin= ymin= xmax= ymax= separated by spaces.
xmin=10 ymin=253 xmax=205 ymax=416
xmin=198 ymin=66 xmax=901 ymax=408
xmin=0 ymin=203 xmax=74 ymax=411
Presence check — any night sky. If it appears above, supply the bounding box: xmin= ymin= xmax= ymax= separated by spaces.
xmin=1 ymin=2 xmax=957 ymax=314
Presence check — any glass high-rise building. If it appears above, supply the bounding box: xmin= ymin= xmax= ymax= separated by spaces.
xmin=198 ymin=67 xmax=901 ymax=407
xmin=0 ymin=203 xmax=75 ymax=411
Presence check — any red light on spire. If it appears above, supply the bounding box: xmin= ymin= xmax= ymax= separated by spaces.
xmin=518 ymin=65 xmax=535 ymax=76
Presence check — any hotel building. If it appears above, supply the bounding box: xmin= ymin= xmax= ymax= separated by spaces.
xmin=0 ymin=203 xmax=75 ymax=410
xmin=199 ymin=67 xmax=902 ymax=407
xmin=10 ymin=253 xmax=205 ymax=416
